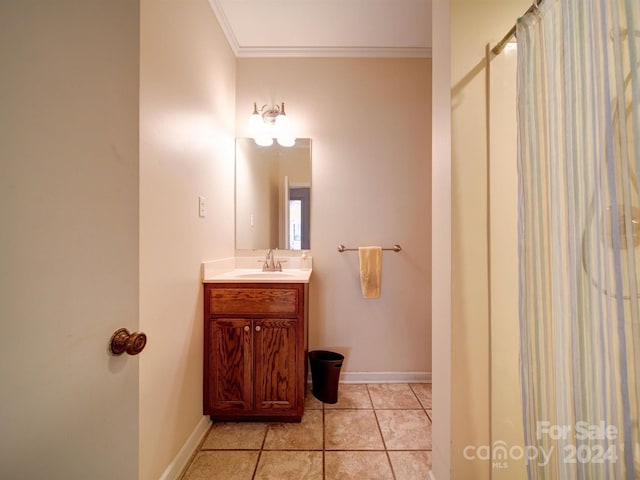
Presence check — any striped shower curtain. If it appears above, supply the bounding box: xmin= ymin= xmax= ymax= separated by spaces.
xmin=517 ymin=0 xmax=640 ymax=478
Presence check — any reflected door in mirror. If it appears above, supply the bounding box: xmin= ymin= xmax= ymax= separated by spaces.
xmin=289 ymin=187 xmax=310 ymax=250
xmin=235 ymin=138 xmax=311 ymax=251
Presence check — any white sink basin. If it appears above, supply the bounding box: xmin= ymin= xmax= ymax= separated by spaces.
xmin=235 ymin=271 xmax=299 ymax=279
xmin=203 ymin=268 xmax=312 ymax=284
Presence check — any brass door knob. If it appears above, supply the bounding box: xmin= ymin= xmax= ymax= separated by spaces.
xmin=110 ymin=328 xmax=147 ymax=356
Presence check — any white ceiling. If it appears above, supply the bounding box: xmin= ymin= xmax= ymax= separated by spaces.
xmin=208 ymin=0 xmax=432 ymax=58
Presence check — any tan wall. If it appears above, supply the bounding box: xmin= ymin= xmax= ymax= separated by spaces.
xmin=450 ymin=0 xmax=530 ymax=478
xmin=236 ymin=58 xmax=432 ymax=375
xmin=139 ymin=1 xmax=236 ymax=478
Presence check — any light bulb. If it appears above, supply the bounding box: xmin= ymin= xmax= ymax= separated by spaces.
xmin=255 ymin=135 xmax=273 ymax=147
xmin=277 ymin=136 xmax=295 ymax=147
xmin=248 ymin=102 xmax=265 ymax=141
xmin=275 ymin=112 xmax=290 ymax=130
xmin=274 ymin=109 xmax=294 ymax=147
xmin=249 ymin=114 xmax=262 ymax=135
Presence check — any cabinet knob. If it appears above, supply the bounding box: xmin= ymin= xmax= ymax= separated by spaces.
xmin=110 ymin=328 xmax=147 ymax=356
xmin=244 ymin=325 xmax=250 ymax=332
xmin=255 ymin=326 xmax=262 ymax=332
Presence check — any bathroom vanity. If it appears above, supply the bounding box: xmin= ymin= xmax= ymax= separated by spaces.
xmin=202 ymin=264 xmax=310 ymax=422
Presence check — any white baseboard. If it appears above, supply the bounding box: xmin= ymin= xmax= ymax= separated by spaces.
xmin=336 ymin=371 xmax=431 ymax=384
xmin=159 ymin=416 xmax=211 ymax=480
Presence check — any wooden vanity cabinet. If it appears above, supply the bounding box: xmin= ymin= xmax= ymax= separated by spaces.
xmin=203 ymin=283 xmax=308 ymax=422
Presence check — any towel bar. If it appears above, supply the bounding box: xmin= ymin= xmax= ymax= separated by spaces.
xmin=337 ymin=244 xmax=401 ymax=253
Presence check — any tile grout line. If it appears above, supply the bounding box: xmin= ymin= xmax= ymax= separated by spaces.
xmin=367 ymin=384 xmax=397 ymax=480
xmin=177 ymin=422 xmax=213 ymax=480
xmin=322 ymin=400 xmax=326 ymax=480
xmin=181 ymin=384 xmax=433 ymax=479
xmin=410 ymin=383 xmax=434 ymax=452
xmin=250 ymin=423 xmax=269 ymax=480
xmin=411 ymin=382 xmax=433 ymax=413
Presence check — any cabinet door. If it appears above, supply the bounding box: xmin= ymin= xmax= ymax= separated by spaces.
xmin=209 ymin=319 xmax=253 ymax=411
xmin=254 ymin=318 xmax=297 ymax=411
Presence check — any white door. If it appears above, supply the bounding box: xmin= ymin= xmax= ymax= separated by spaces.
xmin=282 ymin=175 xmax=290 ymax=249
xmin=0 ymin=2 xmax=141 ymax=479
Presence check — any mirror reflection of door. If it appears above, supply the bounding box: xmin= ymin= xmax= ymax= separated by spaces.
xmin=235 ymin=138 xmax=311 ymax=251
xmin=289 ymin=187 xmax=310 ymax=250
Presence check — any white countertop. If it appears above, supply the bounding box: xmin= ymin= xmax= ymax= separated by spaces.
xmin=203 ymin=268 xmax=312 ymax=284
xmin=202 ymin=254 xmax=313 ymax=284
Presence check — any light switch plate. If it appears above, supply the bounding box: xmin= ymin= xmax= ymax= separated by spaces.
xmin=198 ymin=196 xmax=206 ymax=217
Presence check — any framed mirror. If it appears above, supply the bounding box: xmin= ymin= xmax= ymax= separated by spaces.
xmin=235 ymin=138 xmax=311 ymax=251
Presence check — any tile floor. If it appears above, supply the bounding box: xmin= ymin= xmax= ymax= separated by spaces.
xmin=180 ymin=383 xmax=432 ymax=480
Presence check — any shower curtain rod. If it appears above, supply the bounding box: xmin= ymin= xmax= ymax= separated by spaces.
xmin=492 ymin=0 xmax=543 ymax=55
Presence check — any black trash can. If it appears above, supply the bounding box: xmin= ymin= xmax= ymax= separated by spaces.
xmin=308 ymin=350 xmax=344 ymax=404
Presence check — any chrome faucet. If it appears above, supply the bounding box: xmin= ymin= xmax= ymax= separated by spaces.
xmin=262 ymin=248 xmax=282 ymax=272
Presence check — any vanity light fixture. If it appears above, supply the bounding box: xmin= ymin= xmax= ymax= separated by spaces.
xmin=249 ymin=102 xmax=296 ymax=147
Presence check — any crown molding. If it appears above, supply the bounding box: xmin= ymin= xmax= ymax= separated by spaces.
xmin=207 ymin=0 xmax=432 ymax=59
xmin=234 ymin=46 xmax=432 ymax=59
xmin=208 ymin=0 xmax=240 ymax=56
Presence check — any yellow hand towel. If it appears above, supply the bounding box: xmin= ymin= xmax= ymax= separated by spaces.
xmin=359 ymin=246 xmax=382 ymax=299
